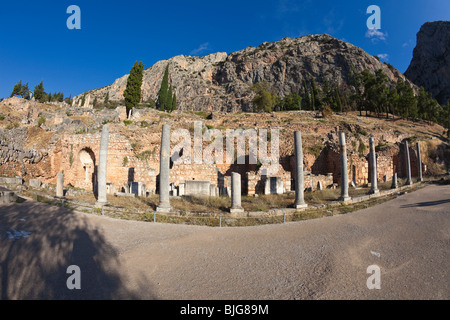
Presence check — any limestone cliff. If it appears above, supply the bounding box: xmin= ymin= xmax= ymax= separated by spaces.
xmin=75 ymin=34 xmax=412 ymax=112
xmin=405 ymin=21 xmax=450 ymax=105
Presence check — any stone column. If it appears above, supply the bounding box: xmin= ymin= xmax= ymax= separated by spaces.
xmin=338 ymin=132 xmax=351 ymax=201
xmin=405 ymin=141 xmax=412 ymax=185
xmin=294 ymin=131 xmax=307 ymax=209
xmin=230 ymin=172 xmax=244 ymax=214
xmin=157 ymin=124 xmax=171 ymax=212
xmin=96 ymin=125 xmax=109 ymax=206
xmin=368 ymin=137 xmax=379 ymax=195
xmin=56 ymin=172 xmax=64 ymax=198
xmin=391 ymin=172 xmax=398 ymax=189
xmin=416 ymin=142 xmax=423 ymax=182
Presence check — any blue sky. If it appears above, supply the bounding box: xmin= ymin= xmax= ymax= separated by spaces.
xmin=0 ymin=0 xmax=449 ymax=99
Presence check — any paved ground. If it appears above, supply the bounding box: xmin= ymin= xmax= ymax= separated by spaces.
xmin=0 ymin=183 xmax=449 ymax=300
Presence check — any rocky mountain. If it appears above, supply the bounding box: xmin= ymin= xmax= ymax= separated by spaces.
xmin=75 ymin=34 xmax=413 ymax=112
xmin=405 ymin=21 xmax=450 ymax=105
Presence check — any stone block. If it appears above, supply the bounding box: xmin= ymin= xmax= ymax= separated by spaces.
xmin=184 ymin=180 xmax=211 ymax=196
xmin=28 ymin=179 xmax=42 ymax=189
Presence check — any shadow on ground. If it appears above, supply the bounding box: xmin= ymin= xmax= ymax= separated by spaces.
xmin=400 ymin=198 xmax=450 ymax=208
xmin=0 ymin=199 xmax=156 ymax=300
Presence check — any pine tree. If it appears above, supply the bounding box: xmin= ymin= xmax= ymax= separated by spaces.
xmin=10 ymin=81 xmax=23 ymax=97
xmin=20 ymin=82 xmax=30 ymax=99
xmin=157 ymin=64 xmax=170 ymax=111
xmin=123 ymin=61 xmax=144 ymax=117
xmin=34 ymin=81 xmax=46 ymax=102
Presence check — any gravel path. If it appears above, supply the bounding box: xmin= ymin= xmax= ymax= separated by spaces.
xmin=0 ymin=184 xmax=449 ymax=300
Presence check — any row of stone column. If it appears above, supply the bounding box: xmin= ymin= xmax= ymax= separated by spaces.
xmin=337 ymin=133 xmax=422 ymax=202
xmin=54 ymin=125 xmax=423 ymax=213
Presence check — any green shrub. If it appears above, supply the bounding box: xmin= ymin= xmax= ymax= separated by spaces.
xmin=123 ymin=120 xmax=132 ymax=126
xmin=37 ymin=116 xmax=46 ymax=126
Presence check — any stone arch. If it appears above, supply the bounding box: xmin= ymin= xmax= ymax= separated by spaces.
xmin=76 ymin=147 xmax=96 ymax=191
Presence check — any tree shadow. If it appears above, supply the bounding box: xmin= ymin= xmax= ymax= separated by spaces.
xmin=400 ymin=198 xmax=450 ymax=208
xmin=0 ymin=200 xmax=157 ymax=300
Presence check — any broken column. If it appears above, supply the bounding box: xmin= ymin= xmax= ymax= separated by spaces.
xmin=96 ymin=124 xmax=109 ymax=206
xmin=157 ymin=124 xmax=171 ymax=212
xmin=416 ymin=142 xmax=423 ymax=182
xmin=405 ymin=140 xmax=412 ymax=185
xmin=230 ymin=172 xmax=244 ymax=214
xmin=391 ymin=172 xmax=398 ymax=189
xmin=368 ymin=137 xmax=379 ymax=195
xmin=338 ymin=132 xmax=351 ymax=201
xmin=294 ymin=131 xmax=307 ymax=209
xmin=56 ymin=172 xmax=64 ymax=198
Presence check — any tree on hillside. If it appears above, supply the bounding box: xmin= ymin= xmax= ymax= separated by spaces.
xmin=10 ymin=81 xmax=30 ymax=99
xmin=280 ymin=92 xmax=302 ymax=111
xmin=34 ymin=81 xmax=46 ymax=103
xmin=157 ymin=64 xmax=170 ymax=111
xmin=252 ymin=81 xmax=279 ymax=113
xmin=310 ymin=78 xmax=321 ymax=111
xmin=302 ymin=80 xmax=311 ymax=110
xmin=123 ymin=61 xmax=144 ymax=117
xmin=442 ymin=101 xmax=450 ymax=137
xmin=167 ymin=85 xmax=173 ymax=112
xmin=104 ymin=92 xmax=109 ymax=105
xmin=172 ymin=91 xmax=177 ymax=111
xmin=10 ymin=81 xmax=23 ymax=97
xmin=348 ymin=66 xmax=365 ymax=116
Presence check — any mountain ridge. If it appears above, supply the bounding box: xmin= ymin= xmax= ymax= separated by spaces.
xmin=74 ymin=34 xmax=414 ymax=112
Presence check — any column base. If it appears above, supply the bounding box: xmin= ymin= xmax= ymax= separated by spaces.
xmin=294 ymin=203 xmax=308 ymax=210
xmin=339 ymin=196 xmax=351 ymax=202
xmin=156 ymin=205 xmax=171 ymax=213
xmin=368 ymin=189 xmax=380 ymax=195
xmin=405 ymin=180 xmax=413 ymax=186
xmin=95 ymin=201 xmax=109 ymax=208
xmin=230 ymin=207 xmax=244 ymax=214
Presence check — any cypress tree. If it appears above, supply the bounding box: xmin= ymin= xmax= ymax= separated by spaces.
xmin=172 ymin=91 xmax=177 ymax=111
xmin=124 ymin=61 xmax=144 ymax=117
xmin=157 ymin=64 xmax=170 ymax=111
xmin=303 ymin=80 xmax=310 ymax=110
xmin=167 ymin=85 xmax=173 ymax=112
xmin=104 ymin=92 xmax=109 ymax=105
xmin=335 ymin=87 xmax=343 ymax=113
xmin=310 ymin=80 xmax=315 ymax=111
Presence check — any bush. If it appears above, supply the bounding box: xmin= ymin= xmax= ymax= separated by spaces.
xmin=0 ymin=114 xmax=5 ymax=120
xmin=123 ymin=120 xmax=132 ymax=126
xmin=321 ymin=105 xmax=333 ymax=118
xmin=37 ymin=116 xmax=46 ymax=126
xmin=358 ymin=140 xmax=367 ymax=157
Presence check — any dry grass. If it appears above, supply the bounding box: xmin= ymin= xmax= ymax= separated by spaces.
xmin=25 ymin=126 xmax=55 ymax=149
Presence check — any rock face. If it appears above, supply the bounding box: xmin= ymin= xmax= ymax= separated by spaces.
xmin=75 ymin=34 xmax=411 ymax=112
xmin=405 ymin=21 xmax=450 ymax=105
